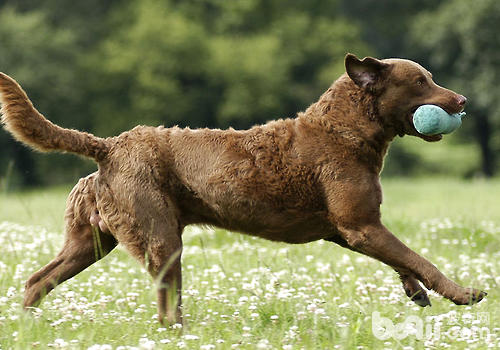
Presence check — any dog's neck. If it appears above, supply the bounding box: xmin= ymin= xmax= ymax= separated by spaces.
xmin=298 ymin=74 xmax=397 ymax=173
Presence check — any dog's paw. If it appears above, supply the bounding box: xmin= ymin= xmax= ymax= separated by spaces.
xmin=402 ymin=279 xmax=431 ymax=307
xmin=452 ymin=288 xmax=487 ymax=305
xmin=411 ymin=291 xmax=431 ymax=307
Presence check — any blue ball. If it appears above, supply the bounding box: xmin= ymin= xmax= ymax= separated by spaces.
xmin=412 ymin=105 xmax=466 ymax=135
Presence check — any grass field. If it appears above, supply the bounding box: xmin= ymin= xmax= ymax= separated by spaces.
xmin=0 ymin=178 xmax=499 ymax=349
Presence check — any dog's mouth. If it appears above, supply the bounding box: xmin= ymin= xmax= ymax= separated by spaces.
xmin=407 ymin=105 xmax=444 ymax=142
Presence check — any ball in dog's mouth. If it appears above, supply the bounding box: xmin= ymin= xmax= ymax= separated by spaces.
xmin=407 ymin=109 xmax=443 ymax=142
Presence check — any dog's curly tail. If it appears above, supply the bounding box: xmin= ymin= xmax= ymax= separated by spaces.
xmin=0 ymin=72 xmax=108 ymax=162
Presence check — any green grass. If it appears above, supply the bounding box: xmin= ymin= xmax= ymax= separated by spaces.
xmin=0 ymin=178 xmax=499 ymax=349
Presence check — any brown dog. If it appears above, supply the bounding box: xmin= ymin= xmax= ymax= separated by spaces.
xmin=0 ymin=54 xmax=486 ymax=325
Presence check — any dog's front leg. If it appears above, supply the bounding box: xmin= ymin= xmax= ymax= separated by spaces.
xmin=325 ymin=235 xmax=430 ymax=306
xmin=398 ymin=271 xmax=431 ymax=307
xmin=338 ymin=223 xmax=487 ymax=305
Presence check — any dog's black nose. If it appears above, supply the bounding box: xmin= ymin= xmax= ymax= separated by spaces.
xmin=457 ymin=95 xmax=467 ymax=106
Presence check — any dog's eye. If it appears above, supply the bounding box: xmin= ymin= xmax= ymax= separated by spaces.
xmin=416 ymin=78 xmax=426 ymax=86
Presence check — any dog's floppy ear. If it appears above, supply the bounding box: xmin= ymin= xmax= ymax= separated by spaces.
xmin=345 ymin=53 xmax=390 ymax=90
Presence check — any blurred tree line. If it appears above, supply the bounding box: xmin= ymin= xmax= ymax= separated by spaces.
xmin=0 ymin=0 xmax=499 ymax=188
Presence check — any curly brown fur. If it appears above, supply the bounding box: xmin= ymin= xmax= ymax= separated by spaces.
xmin=0 ymin=73 xmax=108 ymax=160
xmin=0 ymin=54 xmax=485 ymax=325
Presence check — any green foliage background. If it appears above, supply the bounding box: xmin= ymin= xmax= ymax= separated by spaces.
xmin=0 ymin=0 xmax=499 ymax=187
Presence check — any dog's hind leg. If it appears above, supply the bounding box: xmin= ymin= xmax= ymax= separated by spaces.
xmin=24 ymin=175 xmax=117 ymax=308
xmin=144 ymin=213 xmax=184 ymax=326
xmin=24 ymin=226 xmax=116 ymax=308
xmin=105 ymin=185 xmax=184 ymax=325
xmin=147 ymin=232 xmax=183 ymax=326
xmin=122 ymin=227 xmax=183 ymax=325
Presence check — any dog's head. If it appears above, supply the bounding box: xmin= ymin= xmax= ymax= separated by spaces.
xmin=345 ymin=53 xmax=466 ymax=142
